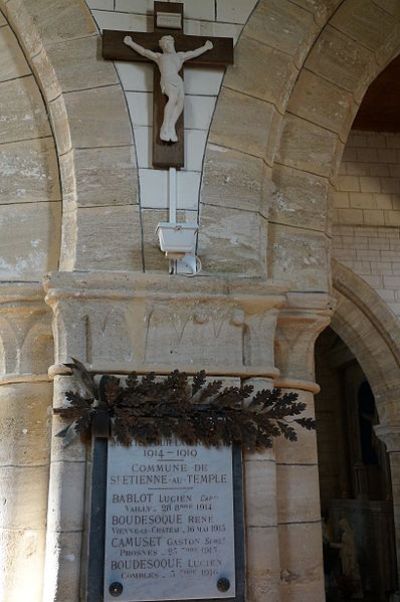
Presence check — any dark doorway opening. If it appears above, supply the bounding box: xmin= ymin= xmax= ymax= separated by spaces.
xmin=315 ymin=327 xmax=397 ymax=601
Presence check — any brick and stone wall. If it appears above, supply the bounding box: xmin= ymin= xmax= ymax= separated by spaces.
xmin=333 ymin=131 xmax=400 ymax=317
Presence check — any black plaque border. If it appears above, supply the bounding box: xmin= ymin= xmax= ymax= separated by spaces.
xmin=85 ymin=441 xmax=245 ymax=602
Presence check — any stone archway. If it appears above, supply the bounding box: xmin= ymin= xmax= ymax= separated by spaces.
xmin=0 ymin=0 xmax=142 ymax=272
xmin=331 ymin=259 xmax=400 ymax=585
xmin=199 ymin=0 xmax=400 ymax=287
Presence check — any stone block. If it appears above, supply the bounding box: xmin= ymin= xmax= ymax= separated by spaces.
xmin=0 ymin=382 xmax=52 ymax=466
xmin=210 ymin=88 xmax=281 ymax=162
xmin=289 ymin=0 xmax=341 ymax=25
xmin=73 ymin=204 xmax=143 ymax=271
xmin=116 ymin=61 xmax=154 ymax=93
xmin=176 ymin=0 xmax=216 ymax=20
xmin=271 ymin=164 xmax=329 ymax=231
xmin=139 ymin=168 xmax=201 ymax=210
xmin=202 ymin=146 xmax=264 ymax=214
xmin=0 ymin=201 xmax=61 ymax=279
xmin=0 ymin=465 xmax=49 ymax=529
xmin=364 ymin=209 xmax=385 ymax=226
xmin=278 ymin=522 xmax=324 ymax=587
xmin=216 ymin=0 xmax=258 ymax=24
xmin=305 ymin=25 xmax=375 ymax=102
xmin=42 ymin=530 xmax=82 ymax=602
xmin=0 ymin=75 xmax=51 ymax=143
xmin=280 ymin=580 xmax=325 ymax=601
xmin=60 ymin=146 xmax=139 ymax=209
xmin=185 ymin=95 xmax=216 ymax=130
xmin=274 ymin=392 xmax=318 ymax=464
xmin=91 ymin=10 xmax=150 ymax=33
xmin=269 ymin=224 xmax=330 ymax=291
xmin=61 ymin=85 xmax=133 ymax=149
xmin=288 ymin=69 xmax=356 ymax=140
xmin=126 ymin=91 xmax=153 ymax=127
xmin=48 ymin=95 xmax=71 ymax=156
xmin=139 ymin=169 xmax=168 ymax=208
xmin=224 ymin=35 xmax=298 ymax=112
xmin=134 ymin=126 xmax=152 ymax=169
xmin=142 ymin=209 xmax=169 ymax=272
xmin=59 ymin=209 xmax=77 ymax=271
xmin=277 ymin=464 xmax=321 ymax=523
xmin=373 ymin=0 xmax=400 ymax=17
xmin=196 ymin=21 xmax=242 ymax=45
xmin=0 ymin=527 xmax=46 ymax=602
xmin=40 ymin=34 xmax=118 ymax=95
xmin=51 ymin=415 xmax=87 ymax=464
xmin=330 ymin=0 xmax=395 ymax=53
xmin=116 ymin=0 xmax=215 ymax=19
xmin=198 ymin=204 xmax=267 ymax=277
xmin=185 ymin=130 xmax=208 ymax=172
xmin=46 ymin=460 xmax=86 ymax=532
xmin=244 ymin=459 xmax=277 ymax=527
xmin=247 ymin=575 xmax=280 ymax=602
xmin=276 ymin=114 xmax=339 ymax=178
xmin=0 ymin=26 xmax=30 ymax=83
xmin=6 ymin=0 xmax=96 ymax=56
xmin=245 ymin=0 xmax=317 ymax=66
xmin=177 ymin=171 xmax=202 ymax=210
xmin=185 ymin=67 xmax=224 ymax=96
xmin=87 ymin=0 xmax=113 ymax=8
xmin=113 ymin=0 xmax=155 ymax=13
xmin=247 ymin=525 xmax=280 ymax=578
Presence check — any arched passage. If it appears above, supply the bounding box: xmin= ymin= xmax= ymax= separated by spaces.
xmin=313 ymin=260 xmax=400 ymax=598
xmin=315 ymin=325 xmax=397 ymax=599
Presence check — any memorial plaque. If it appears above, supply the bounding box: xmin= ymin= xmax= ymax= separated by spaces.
xmin=103 ymin=441 xmax=241 ymax=601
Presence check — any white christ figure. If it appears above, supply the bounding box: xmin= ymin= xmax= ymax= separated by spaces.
xmin=124 ymin=34 xmax=213 ymax=143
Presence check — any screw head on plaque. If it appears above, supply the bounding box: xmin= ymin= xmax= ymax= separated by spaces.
xmin=217 ymin=578 xmax=231 ymax=592
xmin=109 ymin=582 xmax=123 ymax=597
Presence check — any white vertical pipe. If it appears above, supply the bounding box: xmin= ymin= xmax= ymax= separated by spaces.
xmin=169 ymin=167 xmax=177 ymax=223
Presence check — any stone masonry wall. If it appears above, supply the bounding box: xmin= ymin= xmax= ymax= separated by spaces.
xmin=86 ymin=0 xmax=258 ymax=270
xmin=0 ymin=11 xmax=61 ymax=280
xmin=333 ymin=130 xmax=400 ymax=318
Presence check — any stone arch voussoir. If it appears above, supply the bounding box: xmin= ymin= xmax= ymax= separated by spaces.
xmin=332 ymin=259 xmax=400 ymax=427
xmin=1 ymin=0 xmax=141 ymax=271
xmin=200 ymin=0 xmax=400 ymax=288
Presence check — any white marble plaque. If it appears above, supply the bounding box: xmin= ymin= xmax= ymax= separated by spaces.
xmin=104 ymin=441 xmax=236 ymax=601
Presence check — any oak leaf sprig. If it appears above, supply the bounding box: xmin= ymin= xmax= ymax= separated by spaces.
xmin=55 ymin=359 xmax=315 ymax=450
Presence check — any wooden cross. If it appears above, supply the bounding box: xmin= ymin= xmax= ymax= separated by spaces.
xmin=102 ymin=1 xmax=234 ymax=169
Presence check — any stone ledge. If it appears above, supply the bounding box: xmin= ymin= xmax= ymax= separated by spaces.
xmin=48 ymin=361 xmax=280 ymax=381
xmin=43 ymin=270 xmax=290 ymax=303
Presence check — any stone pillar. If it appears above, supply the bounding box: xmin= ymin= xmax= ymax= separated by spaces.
xmin=375 ymin=424 xmax=400 ymax=588
xmin=0 ymin=284 xmax=53 ymax=601
xmin=244 ymin=378 xmax=281 ymax=602
xmin=42 ymin=271 xmax=287 ymax=601
xmin=274 ymin=292 xmax=333 ymax=602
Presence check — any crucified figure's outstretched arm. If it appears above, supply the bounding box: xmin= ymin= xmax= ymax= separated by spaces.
xmin=179 ymin=40 xmax=213 ymax=63
xmin=123 ymin=35 xmax=160 ymax=63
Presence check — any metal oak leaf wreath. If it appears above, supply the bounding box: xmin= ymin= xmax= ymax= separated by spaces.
xmin=55 ymin=359 xmax=316 ymax=451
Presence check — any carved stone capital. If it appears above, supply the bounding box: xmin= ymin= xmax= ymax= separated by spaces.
xmin=44 ymin=271 xmax=288 ymax=378
xmin=275 ymin=292 xmax=335 ymax=384
xmin=0 ymin=282 xmax=52 ymax=379
xmin=375 ymin=424 xmax=400 ymax=453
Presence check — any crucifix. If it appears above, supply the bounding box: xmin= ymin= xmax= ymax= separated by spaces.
xmin=102 ymin=1 xmax=234 ymax=169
